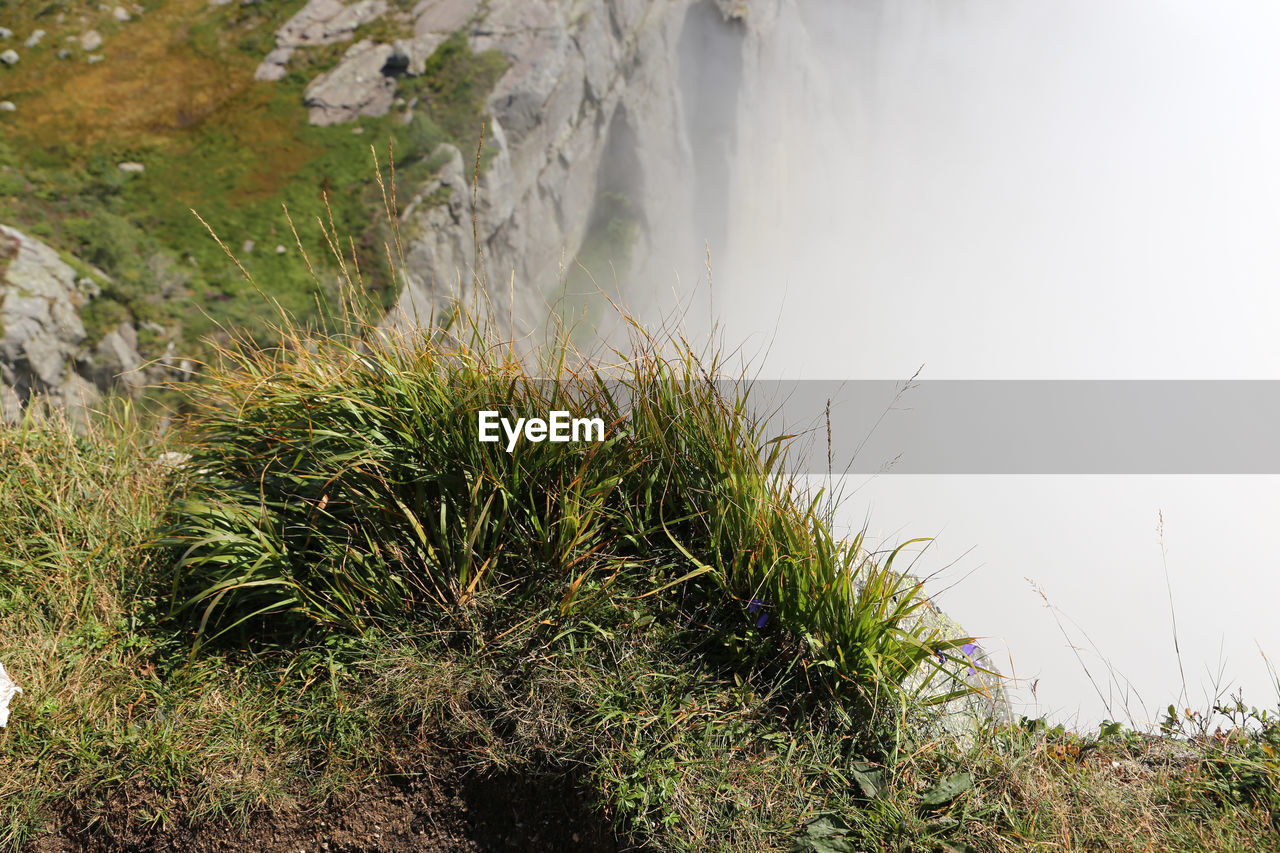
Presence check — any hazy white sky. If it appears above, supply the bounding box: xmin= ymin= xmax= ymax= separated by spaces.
xmin=687 ymin=0 xmax=1280 ymax=726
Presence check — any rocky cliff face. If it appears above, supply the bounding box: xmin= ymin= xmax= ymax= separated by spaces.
xmin=385 ymin=0 xmax=713 ymax=341
xmin=0 ymin=225 xmax=147 ymax=426
xmin=245 ymin=0 xmax=766 ymax=341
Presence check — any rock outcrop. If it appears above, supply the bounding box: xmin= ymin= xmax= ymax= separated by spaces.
xmin=0 ymin=225 xmax=144 ymax=426
xmin=904 ymin=587 xmax=1012 ymax=736
xmin=303 ymin=39 xmax=399 ymax=125
xmin=254 ymin=0 xmax=391 ymax=82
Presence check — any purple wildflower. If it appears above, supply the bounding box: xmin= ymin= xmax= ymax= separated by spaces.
xmin=747 ymin=598 xmax=769 ymax=628
xmin=961 ymin=642 xmax=978 ymax=677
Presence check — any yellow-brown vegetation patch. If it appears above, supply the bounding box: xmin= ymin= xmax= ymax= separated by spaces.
xmin=0 ymin=0 xmax=289 ymax=153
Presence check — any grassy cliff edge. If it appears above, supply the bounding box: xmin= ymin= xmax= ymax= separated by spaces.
xmin=1 ymin=290 xmax=1277 ymax=851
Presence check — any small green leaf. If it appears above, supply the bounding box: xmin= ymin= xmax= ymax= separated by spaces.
xmin=849 ymin=761 xmax=885 ymax=799
xmin=919 ymin=772 xmax=973 ymax=809
xmin=790 ymin=815 xmax=858 ymax=853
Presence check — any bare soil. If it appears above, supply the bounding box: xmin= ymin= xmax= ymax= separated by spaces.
xmin=25 ymin=756 xmax=651 ymax=853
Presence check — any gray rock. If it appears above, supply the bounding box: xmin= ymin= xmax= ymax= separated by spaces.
xmin=0 ymin=28 xmax=12 ymax=40
xmin=22 ymin=331 xmax=69 ymax=389
xmin=87 ymin=54 xmax=103 ymax=64
xmin=56 ymin=49 xmax=70 ymax=59
xmin=303 ymin=39 xmax=396 ymax=125
xmin=112 ymin=6 xmax=131 ymax=22
xmin=1 ymin=226 xmax=92 ymax=419
xmin=386 ymin=0 xmax=696 ymax=342
xmin=412 ymin=0 xmax=479 ymax=34
xmin=0 ymin=382 xmax=20 ymax=426
xmin=93 ymin=324 xmax=146 ymax=393
xmin=0 ymin=101 xmax=13 ymax=112
xmin=576 ymin=7 xmax=619 ymax=104
xmin=80 ymin=29 xmax=102 ymax=51
xmin=902 ymin=588 xmax=1011 ymax=740
xmin=23 ymin=29 xmax=43 ymax=48
xmin=394 ymin=32 xmax=445 ymax=75
xmin=0 ymin=49 xmax=18 ymax=65
xmin=281 ymin=0 xmax=385 ymax=47
xmin=254 ymin=0 xmax=388 ymax=81
xmin=0 ymin=225 xmax=146 ymax=424
xmin=371 ymin=0 xmax=850 ymax=359
xmin=241 ymin=239 xmax=255 ymax=253
xmin=117 ymin=161 xmax=145 ymax=173
xmin=322 ymin=0 xmax=387 ymax=39
xmin=253 ymin=46 xmax=292 ymax=81
xmin=56 ymin=374 xmax=100 ymax=430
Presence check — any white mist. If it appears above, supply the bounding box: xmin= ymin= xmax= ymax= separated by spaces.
xmin=665 ymin=0 xmax=1280 ymax=727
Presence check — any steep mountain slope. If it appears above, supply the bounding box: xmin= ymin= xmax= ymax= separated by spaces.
xmin=0 ymin=0 xmax=763 ymax=414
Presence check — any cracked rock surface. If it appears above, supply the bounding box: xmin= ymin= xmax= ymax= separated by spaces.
xmin=0 ymin=225 xmax=145 ymax=426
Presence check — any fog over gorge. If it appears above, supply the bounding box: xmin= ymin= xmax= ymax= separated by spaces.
xmin=649 ymin=0 xmax=1280 ymax=727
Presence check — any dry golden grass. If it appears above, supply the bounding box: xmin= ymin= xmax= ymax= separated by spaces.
xmin=3 ymin=0 xmax=263 ymax=151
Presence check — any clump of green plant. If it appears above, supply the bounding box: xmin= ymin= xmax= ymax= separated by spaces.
xmin=141 ymin=263 xmax=985 ymax=849
xmin=1184 ymin=699 xmax=1280 ymax=821
xmin=159 ymin=286 xmax=972 ymax=722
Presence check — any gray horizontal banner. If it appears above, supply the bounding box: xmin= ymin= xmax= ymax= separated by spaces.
xmin=732 ymin=380 xmax=1280 ymax=475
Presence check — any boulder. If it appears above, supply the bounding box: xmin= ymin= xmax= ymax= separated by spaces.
xmin=0 ymin=225 xmax=147 ymax=425
xmin=92 ymin=323 xmax=146 ymax=394
xmin=1 ymin=225 xmax=95 ymax=423
xmin=902 ymin=588 xmax=1011 ymax=739
xmin=303 ymin=39 xmax=396 ymax=125
xmin=0 ymin=49 xmax=18 ymax=65
xmin=254 ymin=0 xmax=389 ymax=80
xmin=80 ymin=30 xmax=102 ymax=51
xmin=253 ymin=47 xmax=292 ymax=81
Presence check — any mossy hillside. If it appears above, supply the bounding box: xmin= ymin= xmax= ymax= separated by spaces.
xmin=0 ymin=0 xmax=505 ymax=363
